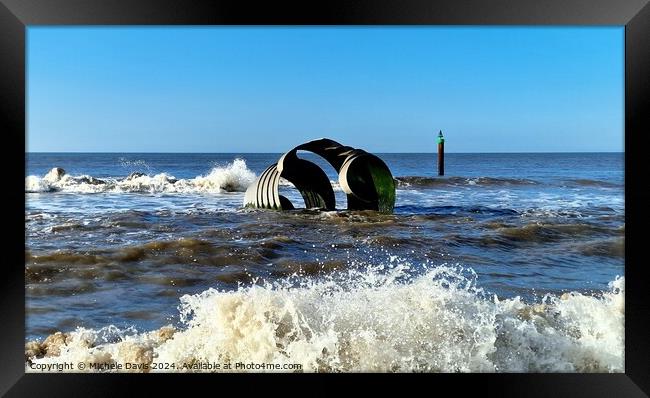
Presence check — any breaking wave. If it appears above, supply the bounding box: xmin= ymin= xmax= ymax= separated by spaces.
xmin=25 ymin=262 xmax=624 ymax=373
xmin=563 ymin=179 xmax=622 ymax=188
xmin=25 ymin=159 xmax=256 ymax=194
xmin=394 ymin=176 xmax=622 ymax=190
xmin=395 ymin=176 xmax=538 ymax=188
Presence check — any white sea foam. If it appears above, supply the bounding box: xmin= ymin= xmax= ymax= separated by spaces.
xmin=25 ymin=159 xmax=256 ymax=194
xmin=278 ymin=178 xmax=343 ymax=192
xmin=26 ymin=263 xmax=624 ymax=373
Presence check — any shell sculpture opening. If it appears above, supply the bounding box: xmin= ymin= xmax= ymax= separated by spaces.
xmin=243 ymin=138 xmax=396 ymax=214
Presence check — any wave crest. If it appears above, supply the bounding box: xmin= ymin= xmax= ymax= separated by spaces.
xmin=25 ymin=262 xmax=624 ymax=373
xmin=25 ymin=159 xmax=256 ymax=194
xmin=395 ymin=176 xmax=538 ymax=188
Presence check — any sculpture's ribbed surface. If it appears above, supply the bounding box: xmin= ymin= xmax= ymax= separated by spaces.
xmin=244 ymin=138 xmax=396 ymax=213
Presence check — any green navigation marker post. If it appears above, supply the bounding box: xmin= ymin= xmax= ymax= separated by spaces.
xmin=437 ymin=130 xmax=445 ymax=176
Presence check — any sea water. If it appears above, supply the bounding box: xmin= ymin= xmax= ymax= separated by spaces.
xmin=25 ymin=152 xmax=624 ymax=372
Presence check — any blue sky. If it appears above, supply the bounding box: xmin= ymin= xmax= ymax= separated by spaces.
xmin=27 ymin=27 xmax=623 ymax=153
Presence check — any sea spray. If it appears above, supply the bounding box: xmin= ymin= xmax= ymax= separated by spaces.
xmin=184 ymin=159 xmax=256 ymax=193
xmin=25 ymin=262 xmax=624 ymax=373
xmin=25 ymin=159 xmax=256 ymax=194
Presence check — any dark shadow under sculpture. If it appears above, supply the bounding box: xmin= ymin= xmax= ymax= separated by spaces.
xmin=244 ymin=138 xmax=396 ymax=214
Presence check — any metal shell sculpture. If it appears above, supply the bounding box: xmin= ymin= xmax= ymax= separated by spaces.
xmin=244 ymin=138 xmax=396 ymax=214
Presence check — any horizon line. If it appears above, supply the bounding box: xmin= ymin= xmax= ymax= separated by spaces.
xmin=26 ymin=151 xmax=625 ymax=154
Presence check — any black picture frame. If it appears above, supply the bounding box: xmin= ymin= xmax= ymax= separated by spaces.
xmin=2 ymin=0 xmax=648 ymax=395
